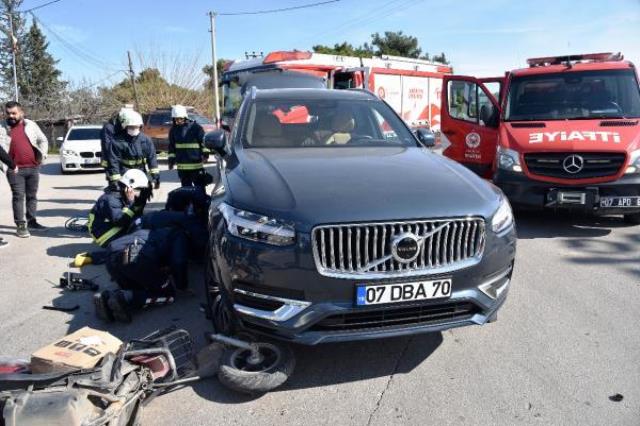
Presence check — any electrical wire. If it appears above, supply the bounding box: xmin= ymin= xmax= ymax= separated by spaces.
xmin=19 ymin=0 xmax=62 ymax=13
xmin=218 ymin=0 xmax=340 ymax=16
xmin=30 ymin=12 xmax=121 ymax=72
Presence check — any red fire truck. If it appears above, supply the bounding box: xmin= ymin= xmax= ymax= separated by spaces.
xmin=221 ymin=50 xmax=452 ymax=131
xmin=441 ymin=52 xmax=640 ymax=222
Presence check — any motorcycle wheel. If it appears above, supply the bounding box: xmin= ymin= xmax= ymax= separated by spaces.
xmin=218 ymin=341 xmax=295 ymax=395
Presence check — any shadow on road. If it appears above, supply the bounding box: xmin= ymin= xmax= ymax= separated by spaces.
xmin=0 ymin=225 xmax=86 ymax=240
xmin=191 ymin=332 xmax=443 ymax=404
xmin=515 ymin=210 xmax=633 ymax=239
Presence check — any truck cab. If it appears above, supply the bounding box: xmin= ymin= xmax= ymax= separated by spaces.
xmin=441 ymin=52 xmax=640 ymax=222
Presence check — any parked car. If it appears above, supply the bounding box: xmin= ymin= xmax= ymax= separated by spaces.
xmin=57 ymin=125 xmax=103 ymax=174
xmin=204 ymin=88 xmax=517 ymax=345
xmin=143 ymin=107 xmax=216 ymax=152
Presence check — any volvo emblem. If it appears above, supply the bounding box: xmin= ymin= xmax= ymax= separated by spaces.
xmin=390 ymin=233 xmax=421 ymax=263
xmin=562 ymin=154 xmax=584 ymax=174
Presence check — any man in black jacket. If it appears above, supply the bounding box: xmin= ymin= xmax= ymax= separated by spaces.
xmin=0 ymin=144 xmax=14 ymax=247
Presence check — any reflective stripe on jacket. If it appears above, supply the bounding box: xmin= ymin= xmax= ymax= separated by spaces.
xmin=168 ymin=121 xmax=207 ymax=170
xmin=106 ymin=132 xmax=158 ymax=182
xmin=88 ymin=191 xmax=144 ymax=247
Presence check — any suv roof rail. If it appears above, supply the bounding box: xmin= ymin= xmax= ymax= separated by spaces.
xmin=345 ymin=88 xmax=378 ymax=98
xmin=527 ymin=52 xmax=624 ymax=67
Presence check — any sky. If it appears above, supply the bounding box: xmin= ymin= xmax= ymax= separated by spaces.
xmin=20 ymin=0 xmax=640 ymax=87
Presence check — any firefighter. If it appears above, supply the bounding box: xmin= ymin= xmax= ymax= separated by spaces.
xmin=88 ymin=169 xmax=151 ymax=248
xmin=106 ymin=109 xmax=160 ymax=189
xmin=100 ymin=106 xmax=131 ymax=188
xmin=93 ymin=226 xmax=190 ymax=323
xmin=168 ymin=105 xmax=209 ymax=188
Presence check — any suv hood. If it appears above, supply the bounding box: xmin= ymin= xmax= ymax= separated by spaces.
xmin=223 ymin=147 xmax=501 ymax=231
xmin=502 ymin=119 xmax=640 ymax=153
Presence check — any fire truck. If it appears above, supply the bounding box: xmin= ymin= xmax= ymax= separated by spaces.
xmin=440 ymin=52 xmax=640 ymax=222
xmin=221 ymin=50 xmax=452 ymax=131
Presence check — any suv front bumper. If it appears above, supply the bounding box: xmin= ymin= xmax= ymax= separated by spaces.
xmin=494 ymin=170 xmax=640 ymax=215
xmin=212 ymin=224 xmax=516 ymax=345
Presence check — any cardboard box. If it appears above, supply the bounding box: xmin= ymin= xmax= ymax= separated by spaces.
xmin=30 ymin=327 xmax=123 ymax=374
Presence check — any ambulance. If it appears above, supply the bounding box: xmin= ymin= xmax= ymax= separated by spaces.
xmin=220 ymin=50 xmax=452 ymax=131
xmin=440 ymin=52 xmax=640 ymax=222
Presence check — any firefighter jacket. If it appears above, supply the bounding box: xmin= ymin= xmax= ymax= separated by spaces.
xmin=88 ymin=190 xmax=146 ymax=247
xmin=168 ymin=121 xmax=208 ymax=171
xmin=106 ymin=132 xmax=159 ymax=183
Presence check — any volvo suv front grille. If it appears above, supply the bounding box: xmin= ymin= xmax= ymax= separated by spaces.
xmin=311 ymin=218 xmax=485 ymax=279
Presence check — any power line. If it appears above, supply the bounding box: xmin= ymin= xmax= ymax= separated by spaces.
xmin=19 ymin=0 xmax=63 ymax=13
xmin=218 ymin=0 xmax=340 ymax=16
xmin=31 ymin=12 xmax=121 ymax=72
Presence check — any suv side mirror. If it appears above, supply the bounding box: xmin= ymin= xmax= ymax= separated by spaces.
xmin=220 ymin=120 xmax=231 ymax=132
xmin=480 ymin=104 xmax=499 ymax=128
xmin=204 ymin=130 xmax=227 ymax=156
xmin=415 ymin=128 xmax=436 ymax=148
xmin=56 ymin=136 xmax=63 ymax=142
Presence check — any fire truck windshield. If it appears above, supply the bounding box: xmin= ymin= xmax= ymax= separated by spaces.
xmin=504 ymin=69 xmax=640 ymax=121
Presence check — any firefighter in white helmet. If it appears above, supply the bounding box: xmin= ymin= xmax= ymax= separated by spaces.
xmin=168 ymin=104 xmax=209 ymax=188
xmin=106 ymin=109 xmax=160 ymax=189
xmin=87 ymin=169 xmax=151 ymax=248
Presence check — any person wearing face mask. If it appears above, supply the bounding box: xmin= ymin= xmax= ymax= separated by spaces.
xmin=0 ymin=101 xmax=49 ymax=238
xmin=87 ymin=169 xmax=151 ymax=248
xmin=168 ymin=105 xmax=209 ymax=188
xmin=105 ymin=109 xmax=159 ymax=190
xmin=100 ymin=105 xmax=131 ymax=190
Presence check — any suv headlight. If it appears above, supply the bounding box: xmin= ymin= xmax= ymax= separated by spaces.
xmin=492 ymin=196 xmax=514 ymax=234
xmin=625 ymin=150 xmax=640 ymax=174
xmin=497 ymin=147 xmax=522 ymax=172
xmin=219 ymin=202 xmax=295 ymax=246
xmin=62 ymin=149 xmax=78 ymax=156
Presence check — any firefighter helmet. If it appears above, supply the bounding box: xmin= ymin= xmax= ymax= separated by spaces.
xmin=119 ymin=169 xmax=149 ymax=189
xmin=171 ymin=105 xmax=189 ymax=119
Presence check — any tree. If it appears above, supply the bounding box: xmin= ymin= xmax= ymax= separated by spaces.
xmin=370 ymin=31 xmax=424 ymax=58
xmin=312 ymin=31 xmax=450 ymax=64
xmin=312 ymin=42 xmax=373 ymax=58
xmin=0 ymin=0 xmax=26 ymax=99
xmin=20 ymin=21 xmax=65 ymax=117
xmin=202 ymin=59 xmax=230 ymax=91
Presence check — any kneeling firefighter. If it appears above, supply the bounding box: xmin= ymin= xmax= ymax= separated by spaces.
xmin=94 ymin=226 xmax=190 ymax=322
xmin=168 ymin=105 xmax=210 ymax=188
xmin=88 ymin=169 xmax=151 ymax=248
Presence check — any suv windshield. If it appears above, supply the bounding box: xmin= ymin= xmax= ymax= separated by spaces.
xmin=67 ymin=128 xmax=101 ymax=140
xmin=242 ymin=98 xmax=417 ymax=148
xmin=505 ymin=69 xmax=640 ymax=121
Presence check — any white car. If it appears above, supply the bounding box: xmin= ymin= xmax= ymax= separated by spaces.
xmin=58 ymin=125 xmax=103 ymax=174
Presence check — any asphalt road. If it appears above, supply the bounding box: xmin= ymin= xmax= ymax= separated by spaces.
xmin=0 ymin=157 xmax=638 ymax=425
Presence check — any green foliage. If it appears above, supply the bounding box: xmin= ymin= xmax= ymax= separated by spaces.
xmin=0 ymin=0 xmax=26 ymax=98
xmin=312 ymin=42 xmax=373 ymax=58
xmin=202 ymin=59 xmax=230 ymax=91
xmin=21 ymin=21 xmax=66 ymax=114
xmin=312 ymin=31 xmax=450 ymax=64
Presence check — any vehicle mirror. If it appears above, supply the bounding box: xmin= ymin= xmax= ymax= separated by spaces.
xmin=415 ymin=128 xmax=436 ymax=148
xmin=56 ymin=136 xmax=63 ymax=142
xmin=480 ymin=104 xmax=499 ymax=128
xmin=220 ymin=121 xmax=231 ymax=132
xmin=204 ymin=130 xmax=227 ymax=156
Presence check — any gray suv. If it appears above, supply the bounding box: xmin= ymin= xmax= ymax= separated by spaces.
xmin=204 ymin=88 xmax=516 ymax=345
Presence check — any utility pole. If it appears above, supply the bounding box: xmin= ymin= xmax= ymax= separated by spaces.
xmin=208 ymin=11 xmax=220 ymax=125
xmin=8 ymin=9 xmax=18 ymax=101
xmin=127 ymin=50 xmax=140 ymax=111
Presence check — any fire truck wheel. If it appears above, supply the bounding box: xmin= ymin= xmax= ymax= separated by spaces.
xmin=623 ymin=213 xmax=640 ymax=225
xmin=218 ymin=341 xmax=295 ymax=395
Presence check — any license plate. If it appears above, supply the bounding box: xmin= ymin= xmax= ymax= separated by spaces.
xmin=356 ymin=279 xmax=452 ymax=306
xmin=600 ymin=196 xmax=640 ymax=208
xmin=83 ymin=158 xmax=98 ymax=164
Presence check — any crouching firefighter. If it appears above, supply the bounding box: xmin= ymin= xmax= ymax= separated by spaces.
xmin=168 ymin=104 xmax=209 ymax=188
xmin=88 ymin=169 xmax=151 ymax=248
xmin=93 ymin=226 xmax=190 ymax=322
xmin=106 ymin=109 xmax=160 ymax=189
